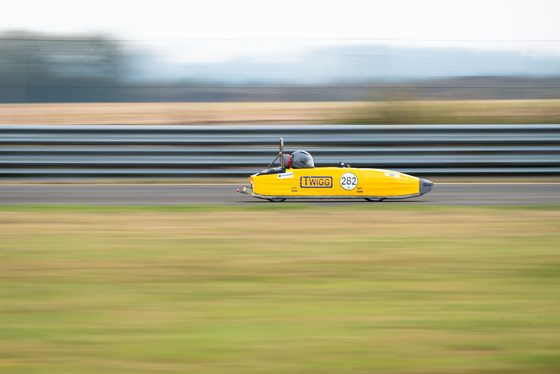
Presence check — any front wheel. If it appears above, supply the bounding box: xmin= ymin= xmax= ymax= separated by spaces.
xmin=268 ymin=198 xmax=286 ymax=202
xmin=365 ymin=198 xmax=384 ymax=202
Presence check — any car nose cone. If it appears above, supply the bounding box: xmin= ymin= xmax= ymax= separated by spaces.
xmin=420 ymin=179 xmax=434 ymax=195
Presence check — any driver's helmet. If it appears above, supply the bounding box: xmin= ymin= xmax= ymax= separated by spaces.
xmin=288 ymin=150 xmax=314 ymax=169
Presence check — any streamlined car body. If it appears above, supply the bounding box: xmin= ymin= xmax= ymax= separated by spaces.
xmin=237 ymin=139 xmax=433 ymax=202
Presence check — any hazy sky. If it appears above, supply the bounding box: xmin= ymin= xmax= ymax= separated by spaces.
xmin=2 ymin=0 xmax=559 ymax=62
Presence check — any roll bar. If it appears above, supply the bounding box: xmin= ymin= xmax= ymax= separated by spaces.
xmin=267 ymin=138 xmax=285 ymax=169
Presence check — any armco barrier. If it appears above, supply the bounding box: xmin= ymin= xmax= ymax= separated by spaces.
xmin=1 ymin=124 xmax=559 ymax=179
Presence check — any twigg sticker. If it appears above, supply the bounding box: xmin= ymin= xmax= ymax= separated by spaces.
xmin=340 ymin=172 xmax=358 ymax=190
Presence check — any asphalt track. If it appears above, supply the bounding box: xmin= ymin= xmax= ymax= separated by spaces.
xmin=0 ymin=183 xmax=559 ymax=206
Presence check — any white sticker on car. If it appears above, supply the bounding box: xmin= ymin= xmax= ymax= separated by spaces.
xmin=278 ymin=171 xmax=294 ymax=179
xmin=385 ymin=172 xmax=400 ymax=178
xmin=340 ymin=172 xmax=358 ymax=190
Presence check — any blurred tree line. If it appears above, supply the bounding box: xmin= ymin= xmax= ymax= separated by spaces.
xmin=0 ymin=31 xmax=348 ymax=102
xmin=0 ymin=31 xmax=125 ymax=102
xmin=2 ymin=31 xmax=560 ymax=103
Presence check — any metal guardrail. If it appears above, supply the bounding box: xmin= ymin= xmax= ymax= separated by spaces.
xmin=1 ymin=124 xmax=559 ymax=179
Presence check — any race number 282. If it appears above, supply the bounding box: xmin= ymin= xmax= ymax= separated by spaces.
xmin=340 ymin=172 xmax=358 ymax=191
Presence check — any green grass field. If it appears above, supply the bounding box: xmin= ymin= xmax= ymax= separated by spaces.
xmin=339 ymin=99 xmax=560 ymax=124
xmin=1 ymin=205 xmax=559 ymax=373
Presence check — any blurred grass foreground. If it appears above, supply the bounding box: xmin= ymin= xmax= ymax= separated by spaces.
xmin=1 ymin=205 xmax=559 ymax=373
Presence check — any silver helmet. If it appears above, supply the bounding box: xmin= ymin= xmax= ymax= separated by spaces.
xmin=289 ymin=150 xmax=314 ymax=169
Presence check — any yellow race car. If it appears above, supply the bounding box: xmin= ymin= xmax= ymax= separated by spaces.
xmin=237 ymin=139 xmax=433 ymax=202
